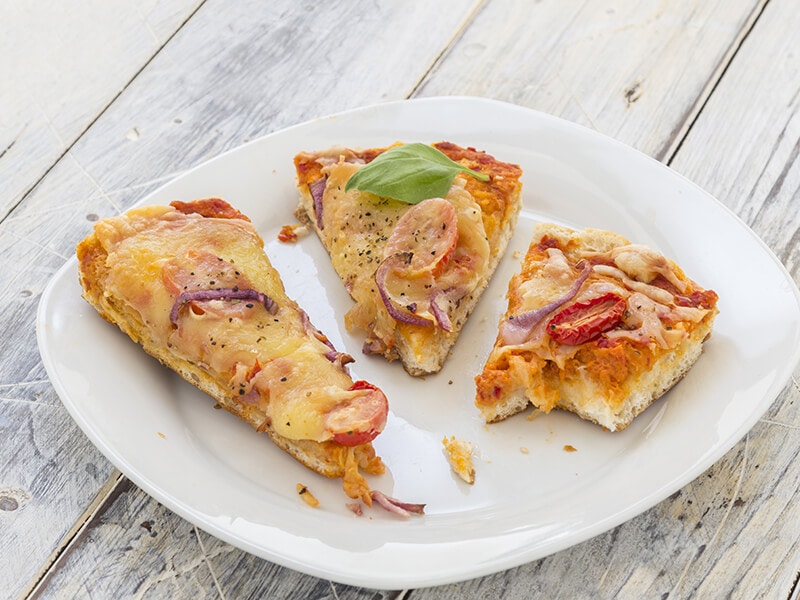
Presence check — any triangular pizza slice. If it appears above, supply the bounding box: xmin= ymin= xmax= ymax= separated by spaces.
xmin=476 ymin=222 xmax=719 ymax=431
xmin=77 ymin=198 xmax=387 ymax=501
xmin=294 ymin=142 xmax=523 ymax=375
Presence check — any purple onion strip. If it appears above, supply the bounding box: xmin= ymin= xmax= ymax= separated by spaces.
xmin=298 ymin=309 xmax=353 ymax=370
xmin=170 ymin=287 xmax=278 ymax=325
xmin=308 ymin=177 xmax=327 ymax=230
xmin=429 ymin=291 xmax=453 ymax=332
xmin=371 ymin=490 xmax=426 ymax=518
xmin=499 ymin=260 xmax=591 ymax=345
xmin=374 ymin=253 xmax=433 ymax=328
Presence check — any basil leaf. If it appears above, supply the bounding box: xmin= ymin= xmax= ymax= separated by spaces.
xmin=345 ymin=143 xmax=490 ymax=204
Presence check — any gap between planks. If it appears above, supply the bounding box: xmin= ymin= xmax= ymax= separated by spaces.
xmin=663 ymin=0 xmax=771 ymax=165
xmin=407 ymin=0 xmax=488 ymax=99
xmin=22 ymin=470 xmax=128 ymax=599
xmin=0 ymin=1 xmax=208 ymax=226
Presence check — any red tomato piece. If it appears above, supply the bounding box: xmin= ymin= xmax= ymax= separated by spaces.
xmin=326 ymin=381 xmax=389 ymax=446
xmin=383 ymin=197 xmax=458 ymax=273
xmin=546 ymin=292 xmax=626 ymax=346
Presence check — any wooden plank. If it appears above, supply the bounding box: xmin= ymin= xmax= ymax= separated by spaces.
xmin=658 ymin=0 xmax=800 ymax=592
xmin=1 ymin=0 xmax=478 ymax=598
xmin=29 ymin=477 xmax=403 ymax=599
xmin=417 ymin=0 xmax=765 ymax=160
xmin=0 ymin=0 xmax=203 ymax=220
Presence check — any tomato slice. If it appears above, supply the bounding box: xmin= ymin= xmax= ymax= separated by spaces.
xmin=326 ymin=381 xmax=389 ymax=446
xmin=383 ymin=197 xmax=458 ymax=273
xmin=546 ymin=292 xmax=626 ymax=346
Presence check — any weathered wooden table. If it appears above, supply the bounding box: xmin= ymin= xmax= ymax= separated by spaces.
xmin=4 ymin=1 xmax=800 ymax=598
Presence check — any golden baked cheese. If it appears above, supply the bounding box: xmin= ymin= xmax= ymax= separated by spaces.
xmin=475 ymin=223 xmax=719 ymax=431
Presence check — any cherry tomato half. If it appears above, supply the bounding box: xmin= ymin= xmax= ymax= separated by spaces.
xmin=546 ymin=292 xmax=626 ymax=346
xmin=326 ymin=381 xmax=389 ymax=446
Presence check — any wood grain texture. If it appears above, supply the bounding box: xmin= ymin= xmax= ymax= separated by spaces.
xmin=0 ymin=0 xmax=203 ymax=221
xmin=5 ymin=0 xmax=800 ymax=598
xmin=0 ymin=172 xmax=126 ymax=597
xmin=30 ymin=477 xmax=403 ymax=600
xmin=417 ymin=0 xmax=766 ymax=160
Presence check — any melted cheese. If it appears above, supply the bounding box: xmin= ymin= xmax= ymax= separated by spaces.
xmin=477 ymin=223 xmax=719 ymax=427
xmin=518 ymin=248 xmax=575 ymax=309
xmin=93 ymin=205 xmax=358 ymax=443
xmin=320 ymin=160 xmax=491 ymax=350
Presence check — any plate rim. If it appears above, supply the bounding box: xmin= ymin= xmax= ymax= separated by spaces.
xmin=36 ymin=95 xmax=800 ymax=588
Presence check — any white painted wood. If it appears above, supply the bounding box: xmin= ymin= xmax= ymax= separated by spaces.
xmin=418 ymin=0 xmax=766 ymax=161
xmin=0 ymin=0 xmax=203 ymax=220
xmin=4 ymin=0 xmax=799 ymax=597
xmin=29 ymin=477 xmax=403 ymax=599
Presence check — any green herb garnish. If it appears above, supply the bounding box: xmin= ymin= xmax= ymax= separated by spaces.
xmin=344 ymin=143 xmax=490 ymax=204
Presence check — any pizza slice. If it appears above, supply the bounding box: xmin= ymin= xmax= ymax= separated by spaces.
xmin=475 ymin=222 xmax=719 ymax=431
xmin=293 ymin=142 xmax=523 ymax=375
xmin=77 ymin=198 xmax=387 ymax=501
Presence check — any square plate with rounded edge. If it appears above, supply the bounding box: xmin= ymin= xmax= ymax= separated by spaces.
xmin=37 ymin=97 xmax=800 ymax=589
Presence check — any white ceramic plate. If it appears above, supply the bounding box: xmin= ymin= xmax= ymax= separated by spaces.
xmin=37 ymin=97 xmax=800 ymax=589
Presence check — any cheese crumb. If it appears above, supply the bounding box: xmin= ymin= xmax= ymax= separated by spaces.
xmin=520 ymin=447 xmax=529 ymax=454
xmin=442 ymin=436 xmax=476 ymax=484
xmin=296 ymin=483 xmax=320 ymax=507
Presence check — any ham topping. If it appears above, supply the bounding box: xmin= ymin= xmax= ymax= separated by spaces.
xmin=374 ymin=197 xmax=460 ymax=330
xmin=610 ymin=244 xmax=688 ymax=293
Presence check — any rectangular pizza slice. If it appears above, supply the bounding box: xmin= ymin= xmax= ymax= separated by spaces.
xmin=475 ymin=222 xmax=719 ymax=431
xmin=293 ymin=142 xmax=523 ymax=376
xmin=77 ymin=198 xmax=387 ymax=501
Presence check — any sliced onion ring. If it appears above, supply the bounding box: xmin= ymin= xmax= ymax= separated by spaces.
xmin=374 ymin=253 xmax=433 ymax=328
xmin=499 ymin=260 xmax=591 ymax=346
xmin=170 ymin=288 xmax=278 ymax=325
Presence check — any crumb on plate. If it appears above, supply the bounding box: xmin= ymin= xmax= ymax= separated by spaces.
xmin=296 ymin=483 xmax=320 ymax=507
xmin=442 ymin=435 xmax=476 ymax=484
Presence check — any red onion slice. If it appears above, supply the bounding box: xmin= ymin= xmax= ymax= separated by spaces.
xmin=298 ymin=309 xmax=353 ymax=369
xmin=170 ymin=288 xmax=277 ymax=325
xmin=370 ymin=490 xmax=426 ymax=517
xmin=308 ymin=177 xmax=327 ymax=230
xmin=374 ymin=253 xmax=433 ymax=328
xmin=429 ymin=290 xmax=453 ymax=332
xmin=499 ymin=260 xmax=591 ymax=346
